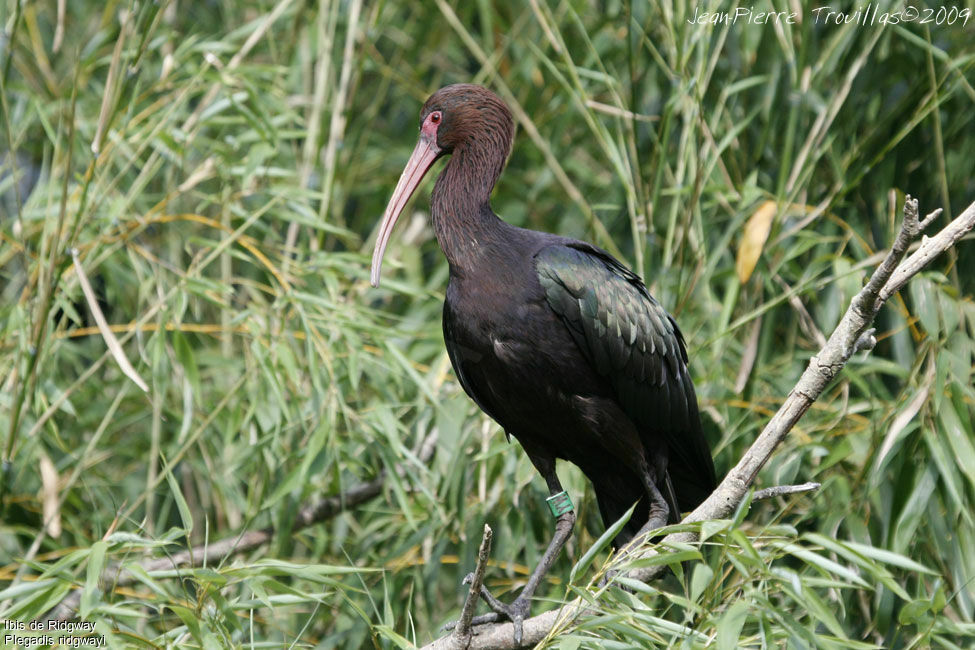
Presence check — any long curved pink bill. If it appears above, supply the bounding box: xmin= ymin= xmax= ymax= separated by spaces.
xmin=370 ymin=138 xmax=441 ymax=287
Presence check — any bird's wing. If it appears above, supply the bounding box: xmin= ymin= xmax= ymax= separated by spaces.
xmin=535 ymin=242 xmax=716 ymax=507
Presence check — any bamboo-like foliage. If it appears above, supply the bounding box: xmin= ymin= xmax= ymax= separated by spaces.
xmin=1 ymin=1 xmax=973 ymax=647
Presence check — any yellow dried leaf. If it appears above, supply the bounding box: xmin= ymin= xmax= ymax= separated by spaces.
xmin=736 ymin=200 xmax=777 ymax=283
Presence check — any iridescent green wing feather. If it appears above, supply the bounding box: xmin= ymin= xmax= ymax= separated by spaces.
xmin=535 ymin=243 xmax=715 ymax=506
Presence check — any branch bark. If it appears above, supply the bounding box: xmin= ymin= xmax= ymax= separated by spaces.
xmin=421 ymin=195 xmax=975 ymax=649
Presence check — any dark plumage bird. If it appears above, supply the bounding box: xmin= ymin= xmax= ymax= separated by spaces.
xmin=370 ymin=84 xmax=716 ymax=640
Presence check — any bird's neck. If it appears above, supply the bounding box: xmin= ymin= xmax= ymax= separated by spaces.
xmin=430 ymin=142 xmax=508 ymax=274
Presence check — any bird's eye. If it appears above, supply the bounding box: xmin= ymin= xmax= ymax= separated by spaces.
xmin=429 ymin=112 xmax=441 ymax=124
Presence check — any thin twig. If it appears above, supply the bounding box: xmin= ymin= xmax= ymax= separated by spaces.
xmin=420 ymin=195 xmax=975 ymax=649
xmin=452 ymin=525 xmax=494 ymax=646
xmin=753 ymin=482 xmax=821 ymax=501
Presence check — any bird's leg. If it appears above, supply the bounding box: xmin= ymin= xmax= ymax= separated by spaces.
xmin=467 ymin=457 xmax=576 ymax=645
xmin=599 ymin=466 xmax=673 ymax=589
xmin=632 ymin=462 xmax=672 ymax=543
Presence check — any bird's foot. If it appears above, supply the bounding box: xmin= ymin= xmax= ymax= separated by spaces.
xmin=597 ymin=569 xmax=618 ymax=588
xmin=597 ymin=569 xmax=638 ymax=594
xmin=441 ymin=497 xmax=574 ymax=645
xmin=442 ymin=573 xmax=532 ymax=645
xmin=632 ymin=511 xmax=669 ymax=544
xmin=473 ymin=588 xmax=532 ymax=645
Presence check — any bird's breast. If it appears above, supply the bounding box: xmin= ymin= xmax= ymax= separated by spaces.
xmin=444 ymin=274 xmax=605 ymax=417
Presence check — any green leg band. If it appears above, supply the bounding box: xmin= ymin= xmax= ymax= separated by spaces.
xmin=546 ymin=490 xmax=574 ymax=517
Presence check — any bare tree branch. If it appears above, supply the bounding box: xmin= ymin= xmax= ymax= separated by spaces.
xmin=45 ymin=431 xmax=438 ymax=621
xmin=421 ymin=195 xmax=975 ymax=649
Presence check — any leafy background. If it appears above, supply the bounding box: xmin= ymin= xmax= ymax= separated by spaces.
xmin=1 ymin=0 xmax=974 ymax=647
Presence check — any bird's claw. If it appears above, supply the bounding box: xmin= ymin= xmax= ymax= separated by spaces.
xmin=442 ymin=578 xmax=532 ymax=645
xmin=441 ymin=612 xmax=504 ymax=633
xmin=479 ymin=594 xmax=531 ymax=645
xmin=598 ymin=569 xmax=636 ymax=594
xmin=597 ymin=569 xmax=618 ymax=588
